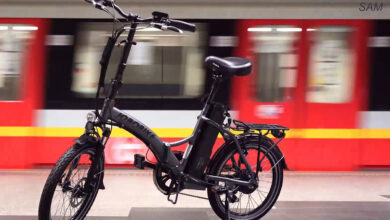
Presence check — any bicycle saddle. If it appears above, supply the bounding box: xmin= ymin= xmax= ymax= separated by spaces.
xmin=205 ymin=56 xmax=252 ymax=76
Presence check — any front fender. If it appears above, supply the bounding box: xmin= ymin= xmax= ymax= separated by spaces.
xmin=73 ymin=134 xmax=106 ymax=190
xmin=74 ymin=134 xmax=99 ymax=146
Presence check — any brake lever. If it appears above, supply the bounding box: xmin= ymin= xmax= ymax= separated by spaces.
xmin=93 ymin=0 xmax=113 ymax=10
xmin=90 ymin=0 xmax=104 ymax=10
xmin=101 ymin=0 xmax=115 ymax=7
xmin=166 ymin=26 xmax=183 ymax=34
xmin=91 ymin=0 xmax=122 ymax=22
xmin=152 ymin=23 xmax=183 ymax=34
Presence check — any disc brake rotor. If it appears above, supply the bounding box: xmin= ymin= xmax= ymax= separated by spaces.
xmin=70 ymin=177 xmax=87 ymax=208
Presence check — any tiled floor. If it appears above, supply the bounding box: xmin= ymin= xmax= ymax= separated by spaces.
xmin=0 ymin=170 xmax=389 ymax=219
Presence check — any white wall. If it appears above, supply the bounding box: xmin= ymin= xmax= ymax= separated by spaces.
xmin=0 ymin=0 xmax=388 ymax=19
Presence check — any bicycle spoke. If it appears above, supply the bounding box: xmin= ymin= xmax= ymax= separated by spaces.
xmin=245 ymin=194 xmax=250 ymax=213
xmin=257 ymin=189 xmax=264 ymax=203
xmin=251 ymin=194 xmax=259 ymax=207
xmin=238 ymin=193 xmax=243 ymax=213
xmin=50 ymin=150 xmax=100 ymax=220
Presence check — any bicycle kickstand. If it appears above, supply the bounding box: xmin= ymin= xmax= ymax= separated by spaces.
xmin=224 ymin=191 xmax=231 ymax=220
xmin=167 ymin=180 xmax=180 ymax=204
xmin=223 ymin=186 xmax=239 ymax=220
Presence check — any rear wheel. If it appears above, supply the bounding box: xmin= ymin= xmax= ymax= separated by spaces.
xmin=207 ymin=138 xmax=283 ymax=220
xmin=38 ymin=144 xmax=104 ymax=220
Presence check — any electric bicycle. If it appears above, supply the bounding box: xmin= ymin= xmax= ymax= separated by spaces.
xmin=38 ymin=1 xmax=289 ymax=219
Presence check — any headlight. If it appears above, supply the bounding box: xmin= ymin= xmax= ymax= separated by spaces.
xmin=86 ymin=112 xmax=96 ymax=122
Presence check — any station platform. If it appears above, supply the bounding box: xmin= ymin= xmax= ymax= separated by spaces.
xmin=0 ymin=170 xmax=389 ymax=219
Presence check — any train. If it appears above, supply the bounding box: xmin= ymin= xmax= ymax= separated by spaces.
xmin=0 ymin=18 xmax=389 ymax=171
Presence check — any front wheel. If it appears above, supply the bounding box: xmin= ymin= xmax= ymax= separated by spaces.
xmin=38 ymin=144 xmax=104 ymax=220
xmin=207 ymin=138 xmax=284 ymax=220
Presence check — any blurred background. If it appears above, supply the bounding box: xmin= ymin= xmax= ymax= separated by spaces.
xmin=0 ymin=0 xmax=389 ymax=171
xmin=0 ymin=0 xmax=390 ymax=219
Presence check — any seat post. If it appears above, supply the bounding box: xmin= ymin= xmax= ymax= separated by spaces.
xmin=197 ymin=73 xmax=222 ymax=119
xmin=205 ymin=73 xmax=222 ymax=104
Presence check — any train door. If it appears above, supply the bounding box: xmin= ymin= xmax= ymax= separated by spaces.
xmin=300 ymin=20 xmax=369 ymax=170
xmin=234 ymin=20 xmax=305 ymax=127
xmin=304 ymin=20 xmax=369 ymax=129
xmin=0 ymin=19 xmax=47 ymax=168
xmin=233 ymin=20 xmax=305 ymax=169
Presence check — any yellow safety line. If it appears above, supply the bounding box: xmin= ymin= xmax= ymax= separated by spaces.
xmin=0 ymin=127 xmax=390 ymax=139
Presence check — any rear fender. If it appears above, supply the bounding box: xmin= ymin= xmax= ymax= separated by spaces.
xmin=258 ymin=134 xmax=289 ymax=170
xmin=207 ymin=133 xmax=288 ymax=174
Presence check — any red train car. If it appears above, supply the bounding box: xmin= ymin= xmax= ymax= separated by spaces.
xmin=0 ymin=19 xmax=47 ymax=168
xmin=0 ymin=18 xmax=389 ymax=170
xmin=233 ymin=20 xmax=374 ymax=170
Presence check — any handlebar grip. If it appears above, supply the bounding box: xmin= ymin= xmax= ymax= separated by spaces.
xmin=169 ymin=19 xmax=196 ymax=32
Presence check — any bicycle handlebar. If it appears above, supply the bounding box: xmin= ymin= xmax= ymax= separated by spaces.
xmin=83 ymin=0 xmax=196 ymax=33
xmin=84 ymin=0 xmax=132 ymax=18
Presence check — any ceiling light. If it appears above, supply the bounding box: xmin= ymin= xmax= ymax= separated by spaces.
xmin=276 ymin=28 xmax=302 ymax=32
xmin=248 ymin=27 xmax=272 ymax=32
xmin=12 ymin=26 xmax=38 ymax=31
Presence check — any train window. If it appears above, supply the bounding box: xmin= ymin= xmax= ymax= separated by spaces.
xmin=249 ymin=26 xmax=299 ymax=103
xmin=0 ymin=24 xmax=35 ymax=101
xmin=72 ymin=23 xmax=207 ymax=98
xmin=306 ymin=26 xmax=355 ymax=103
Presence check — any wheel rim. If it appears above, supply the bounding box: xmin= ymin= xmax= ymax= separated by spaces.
xmin=50 ymin=149 xmax=99 ymax=219
xmin=215 ymin=145 xmax=279 ymax=217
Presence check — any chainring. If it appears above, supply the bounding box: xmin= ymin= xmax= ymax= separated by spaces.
xmin=152 ymin=164 xmax=181 ymax=195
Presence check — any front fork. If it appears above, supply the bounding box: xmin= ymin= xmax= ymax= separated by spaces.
xmin=75 ymin=119 xmax=111 ymax=193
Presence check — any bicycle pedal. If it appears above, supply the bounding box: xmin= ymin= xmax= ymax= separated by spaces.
xmin=143 ymin=161 xmax=156 ymax=169
xmin=134 ymin=154 xmax=145 ymax=169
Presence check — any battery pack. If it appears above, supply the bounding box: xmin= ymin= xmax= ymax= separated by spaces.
xmin=184 ymin=104 xmax=225 ymax=180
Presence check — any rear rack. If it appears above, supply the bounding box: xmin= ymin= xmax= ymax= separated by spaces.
xmin=232 ymin=120 xmax=289 ymax=131
xmin=231 ymin=120 xmax=289 ymax=138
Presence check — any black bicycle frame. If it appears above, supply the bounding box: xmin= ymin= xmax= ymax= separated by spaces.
xmin=109 ymin=107 xmax=181 ymax=169
xmin=95 ymin=19 xmax=255 ymax=187
xmin=106 ymin=87 xmax=254 ymax=188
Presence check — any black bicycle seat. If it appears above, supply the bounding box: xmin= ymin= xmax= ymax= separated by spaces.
xmin=205 ymin=56 xmax=252 ymax=77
